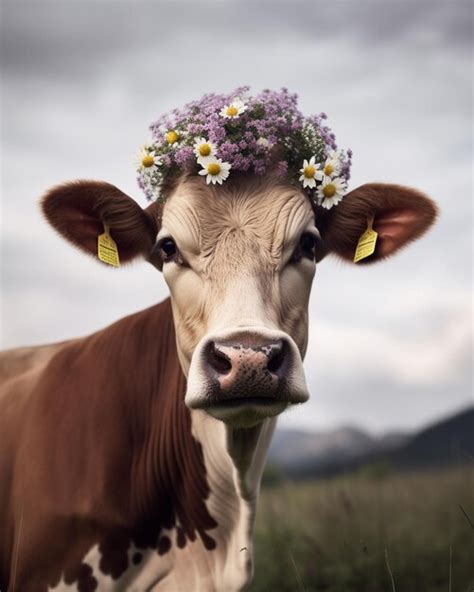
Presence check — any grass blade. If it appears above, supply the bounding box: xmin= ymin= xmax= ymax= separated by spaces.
xmin=448 ymin=545 xmax=452 ymax=592
xmin=458 ymin=504 xmax=474 ymax=529
xmin=288 ymin=548 xmax=306 ymax=592
xmin=384 ymin=548 xmax=396 ymax=592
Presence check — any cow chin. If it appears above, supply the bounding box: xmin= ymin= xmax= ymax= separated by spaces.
xmin=205 ymin=400 xmax=289 ymax=428
xmin=184 ymin=327 xmax=310 ymax=428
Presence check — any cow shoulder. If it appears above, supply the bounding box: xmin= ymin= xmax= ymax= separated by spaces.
xmin=0 ymin=342 xmax=71 ymax=387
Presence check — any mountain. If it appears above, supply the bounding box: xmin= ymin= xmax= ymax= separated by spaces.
xmin=268 ymin=406 xmax=474 ymax=478
xmin=268 ymin=424 xmax=408 ymax=472
xmin=387 ymin=406 xmax=474 ymax=469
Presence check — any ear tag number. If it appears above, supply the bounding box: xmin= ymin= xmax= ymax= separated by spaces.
xmin=353 ymin=215 xmax=378 ymax=263
xmin=98 ymin=223 xmax=120 ymax=267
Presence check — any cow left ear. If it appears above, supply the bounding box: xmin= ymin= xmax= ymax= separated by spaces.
xmin=318 ymin=183 xmax=438 ymax=264
xmin=42 ymin=180 xmax=162 ymax=264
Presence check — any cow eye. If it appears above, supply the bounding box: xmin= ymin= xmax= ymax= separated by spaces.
xmin=159 ymin=238 xmax=177 ymax=261
xmin=290 ymin=231 xmax=323 ymax=264
xmin=300 ymin=233 xmax=317 ymax=258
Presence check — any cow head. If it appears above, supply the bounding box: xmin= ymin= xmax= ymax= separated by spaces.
xmin=42 ymin=175 xmax=436 ymax=427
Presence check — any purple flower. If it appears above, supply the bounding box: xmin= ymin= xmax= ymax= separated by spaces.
xmin=276 ymin=161 xmax=288 ymax=177
xmin=174 ymin=146 xmax=194 ymax=166
xmin=138 ymin=87 xmax=352 ymax=201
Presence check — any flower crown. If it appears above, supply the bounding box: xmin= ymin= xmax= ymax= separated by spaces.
xmin=136 ymin=87 xmax=352 ymax=210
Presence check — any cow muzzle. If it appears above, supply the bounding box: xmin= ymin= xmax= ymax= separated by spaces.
xmin=185 ymin=327 xmax=309 ymax=426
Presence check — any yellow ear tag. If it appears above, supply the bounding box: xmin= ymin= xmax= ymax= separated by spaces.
xmin=353 ymin=215 xmax=378 ymax=263
xmin=97 ymin=224 xmax=120 ymax=267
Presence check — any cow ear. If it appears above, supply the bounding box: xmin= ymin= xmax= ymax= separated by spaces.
xmin=318 ymin=183 xmax=438 ymax=264
xmin=41 ymin=180 xmax=162 ymax=264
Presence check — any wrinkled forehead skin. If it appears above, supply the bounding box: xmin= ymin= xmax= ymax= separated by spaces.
xmin=162 ymin=174 xmax=315 ymax=276
xmin=159 ymin=174 xmax=317 ymax=375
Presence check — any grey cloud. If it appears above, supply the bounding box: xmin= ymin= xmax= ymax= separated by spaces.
xmin=2 ymin=2 xmax=471 ymax=75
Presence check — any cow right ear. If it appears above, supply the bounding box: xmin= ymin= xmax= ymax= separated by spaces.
xmin=41 ymin=180 xmax=162 ymax=264
xmin=317 ymin=183 xmax=437 ymax=264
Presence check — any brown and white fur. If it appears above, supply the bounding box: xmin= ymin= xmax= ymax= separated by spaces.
xmin=0 ymin=173 xmax=436 ymax=591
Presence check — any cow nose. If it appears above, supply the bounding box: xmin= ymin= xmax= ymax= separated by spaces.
xmin=185 ymin=329 xmax=310 ymax=414
xmin=205 ymin=338 xmax=289 ymax=390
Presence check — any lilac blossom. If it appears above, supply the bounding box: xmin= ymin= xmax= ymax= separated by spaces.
xmin=139 ymin=87 xmax=352 ymax=203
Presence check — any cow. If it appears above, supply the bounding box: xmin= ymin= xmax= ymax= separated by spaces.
xmin=0 ymin=173 xmax=436 ymax=591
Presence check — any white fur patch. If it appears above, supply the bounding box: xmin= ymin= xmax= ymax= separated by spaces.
xmin=48 ymin=538 xmax=172 ymax=591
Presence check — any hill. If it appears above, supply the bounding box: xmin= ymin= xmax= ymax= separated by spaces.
xmin=268 ymin=425 xmax=407 ymax=471
xmin=388 ymin=405 xmax=474 ymax=469
xmin=268 ymin=406 xmax=473 ymax=479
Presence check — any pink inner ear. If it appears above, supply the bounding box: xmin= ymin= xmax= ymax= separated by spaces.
xmin=374 ymin=208 xmax=421 ymax=257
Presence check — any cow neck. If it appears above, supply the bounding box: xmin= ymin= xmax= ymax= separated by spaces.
xmin=190 ymin=412 xmax=276 ymax=501
xmin=88 ymin=297 xmax=275 ymax=580
xmin=188 ymin=409 xmax=277 ymax=577
xmin=89 ymin=298 xmax=218 ymax=553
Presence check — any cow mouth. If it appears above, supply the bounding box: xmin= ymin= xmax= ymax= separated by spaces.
xmin=187 ymin=377 xmax=307 ymax=417
xmin=201 ymin=378 xmax=294 ymax=410
xmin=187 ymin=383 xmax=305 ymax=426
xmin=200 ymin=392 xmax=290 ymax=427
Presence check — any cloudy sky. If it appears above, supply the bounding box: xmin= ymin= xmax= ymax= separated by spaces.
xmin=1 ymin=1 xmax=472 ymax=434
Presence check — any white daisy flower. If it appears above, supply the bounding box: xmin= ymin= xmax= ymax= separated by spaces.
xmin=321 ymin=152 xmax=343 ymax=179
xmin=317 ymin=176 xmax=347 ymax=209
xmin=136 ymin=147 xmax=162 ymax=171
xmin=193 ymin=137 xmax=217 ymax=164
xmin=299 ymin=156 xmax=323 ymax=189
xmin=198 ymin=158 xmax=231 ymax=185
xmin=220 ymin=99 xmax=248 ymax=119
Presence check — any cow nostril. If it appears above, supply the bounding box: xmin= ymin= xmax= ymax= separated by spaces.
xmin=267 ymin=340 xmax=287 ymax=374
xmin=207 ymin=342 xmax=232 ymax=374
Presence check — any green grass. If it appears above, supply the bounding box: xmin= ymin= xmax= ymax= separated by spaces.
xmin=250 ymin=466 xmax=474 ymax=592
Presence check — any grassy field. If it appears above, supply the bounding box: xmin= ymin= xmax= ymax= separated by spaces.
xmin=250 ymin=466 xmax=474 ymax=592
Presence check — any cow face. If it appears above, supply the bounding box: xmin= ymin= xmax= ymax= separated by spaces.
xmin=42 ymin=177 xmax=437 ymax=427
xmin=154 ymin=176 xmax=317 ymax=427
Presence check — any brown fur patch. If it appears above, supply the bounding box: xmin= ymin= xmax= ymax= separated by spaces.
xmin=0 ymin=299 xmax=217 ymax=591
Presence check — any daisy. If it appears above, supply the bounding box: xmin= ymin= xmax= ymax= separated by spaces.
xmin=317 ymin=176 xmax=347 ymax=209
xmin=165 ymin=130 xmax=179 ymax=145
xmin=299 ymin=156 xmax=323 ymax=189
xmin=321 ymin=152 xmax=342 ymax=178
xmin=220 ymin=98 xmax=248 ymax=119
xmin=198 ymin=158 xmax=231 ymax=185
xmin=193 ymin=137 xmax=217 ymax=164
xmin=136 ymin=147 xmax=161 ymax=171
